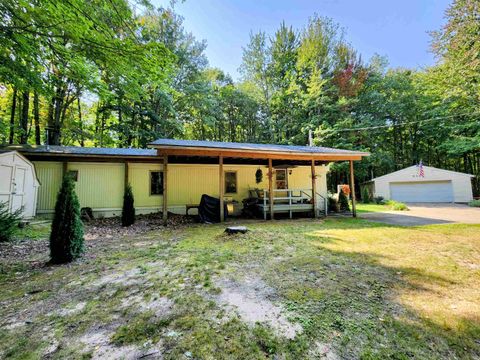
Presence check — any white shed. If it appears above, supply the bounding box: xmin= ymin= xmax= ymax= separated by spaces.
xmin=0 ymin=151 xmax=40 ymax=218
xmin=366 ymin=165 xmax=474 ymax=203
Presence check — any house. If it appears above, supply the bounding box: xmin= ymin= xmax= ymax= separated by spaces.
xmin=1 ymin=139 xmax=369 ymax=221
xmin=364 ymin=165 xmax=474 ymax=203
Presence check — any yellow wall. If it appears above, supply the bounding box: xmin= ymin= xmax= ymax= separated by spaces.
xmin=68 ymin=162 xmax=124 ymax=209
xmin=33 ymin=161 xmax=329 ymax=216
xmin=34 ymin=162 xmax=63 ymax=211
xmin=128 ymin=163 xmax=162 ymax=208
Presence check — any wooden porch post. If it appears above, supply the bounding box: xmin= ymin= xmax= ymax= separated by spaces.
xmin=268 ymin=158 xmax=274 ymax=220
xmin=311 ymin=159 xmax=318 ymax=218
xmin=219 ymin=155 xmax=224 ymax=222
xmin=349 ymin=160 xmax=357 ymax=218
xmin=163 ymin=155 xmax=168 ymax=225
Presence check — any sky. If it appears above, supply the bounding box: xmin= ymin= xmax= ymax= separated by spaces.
xmin=154 ymin=0 xmax=451 ymax=80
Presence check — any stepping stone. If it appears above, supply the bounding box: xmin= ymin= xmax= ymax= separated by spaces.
xmin=224 ymin=226 xmax=248 ymax=234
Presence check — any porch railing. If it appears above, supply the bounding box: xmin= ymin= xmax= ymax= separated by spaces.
xmin=259 ymin=188 xmax=328 ymax=219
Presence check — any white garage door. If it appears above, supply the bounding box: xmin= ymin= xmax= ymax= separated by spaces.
xmin=390 ymin=181 xmax=454 ymax=203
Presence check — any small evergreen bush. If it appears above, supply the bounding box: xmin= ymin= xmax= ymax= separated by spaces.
xmin=0 ymin=202 xmax=21 ymax=242
xmin=338 ymin=189 xmax=350 ymax=212
xmin=122 ymin=184 xmax=135 ymax=227
xmin=50 ymin=174 xmax=84 ymax=264
xmin=374 ymin=196 xmax=385 ymax=205
xmin=386 ymin=200 xmax=409 ymax=211
xmin=328 ymin=196 xmax=338 ymax=213
xmin=361 ymin=187 xmax=372 ymax=203
xmin=468 ymin=199 xmax=480 ymax=207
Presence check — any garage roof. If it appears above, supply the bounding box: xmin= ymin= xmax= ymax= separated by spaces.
xmin=367 ymin=165 xmax=474 ymax=182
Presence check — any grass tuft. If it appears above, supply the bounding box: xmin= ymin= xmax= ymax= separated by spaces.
xmin=468 ymin=199 xmax=480 ymax=207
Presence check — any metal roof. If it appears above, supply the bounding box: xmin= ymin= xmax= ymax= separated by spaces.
xmin=0 ymin=145 xmax=157 ymax=157
xmin=149 ymin=138 xmax=369 ymax=155
xmin=367 ymin=165 xmax=474 ymax=182
xmin=1 ymin=139 xmax=369 ymax=159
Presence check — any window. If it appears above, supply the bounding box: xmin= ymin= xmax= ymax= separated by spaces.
xmin=68 ymin=170 xmax=78 ymax=182
xmin=275 ymin=169 xmax=288 ymax=189
xmin=150 ymin=171 xmax=163 ymax=195
xmin=225 ymin=171 xmax=237 ymax=194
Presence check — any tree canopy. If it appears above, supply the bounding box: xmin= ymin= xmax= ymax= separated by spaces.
xmin=0 ymin=0 xmax=478 ymax=195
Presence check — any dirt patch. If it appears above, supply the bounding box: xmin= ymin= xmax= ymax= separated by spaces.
xmin=56 ymin=301 xmax=87 ymax=317
xmin=215 ymin=276 xmax=302 ymax=339
xmin=92 ymin=267 xmax=146 ymax=288
xmin=0 ymin=213 xmax=192 ymax=266
xmin=308 ymin=341 xmax=339 ymax=360
xmin=84 ymin=213 xmax=195 ymax=240
xmin=79 ymin=329 xmax=162 ymax=359
xmin=0 ymin=238 xmax=49 ymax=266
xmin=120 ymin=295 xmax=173 ymax=317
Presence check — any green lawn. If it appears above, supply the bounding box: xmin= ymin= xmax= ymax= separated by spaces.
xmin=0 ymin=218 xmax=479 ymax=359
xmin=355 ymin=201 xmax=409 ymax=213
xmin=355 ymin=203 xmax=392 ymax=213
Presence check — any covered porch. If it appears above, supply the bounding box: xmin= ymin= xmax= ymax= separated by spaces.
xmin=148 ymin=139 xmax=369 ymax=224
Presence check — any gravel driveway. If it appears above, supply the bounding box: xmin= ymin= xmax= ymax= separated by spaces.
xmin=361 ymin=203 xmax=480 ymax=226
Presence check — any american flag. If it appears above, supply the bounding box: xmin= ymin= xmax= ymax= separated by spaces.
xmin=418 ymin=161 xmax=425 ymax=177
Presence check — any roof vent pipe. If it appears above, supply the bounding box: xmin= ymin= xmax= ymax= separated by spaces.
xmin=308 ymin=130 xmax=313 ymax=147
xmin=45 ymin=129 xmax=49 ymax=151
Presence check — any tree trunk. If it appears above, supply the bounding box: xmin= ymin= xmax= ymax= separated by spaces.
xmin=33 ymin=91 xmax=41 ymax=145
xmin=8 ymin=88 xmax=17 ymax=144
xmin=94 ymin=102 xmax=100 ymax=147
xmin=20 ymin=91 xmax=29 ymax=144
xmin=77 ymin=97 xmax=84 ymax=147
xmin=118 ymin=97 xmax=124 ymax=147
xmin=100 ymin=110 xmax=107 ymax=147
xmin=48 ymin=86 xmax=66 ymax=145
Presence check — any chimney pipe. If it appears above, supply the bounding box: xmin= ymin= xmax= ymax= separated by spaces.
xmin=45 ymin=129 xmax=50 ymax=150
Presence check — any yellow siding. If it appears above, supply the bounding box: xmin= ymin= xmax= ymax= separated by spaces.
xmin=288 ymin=165 xmax=328 ymax=194
xmin=32 ymin=161 xmax=329 ymax=215
xmin=223 ymin=165 xmax=269 ymax=202
xmin=128 ymin=163 xmax=162 ymax=208
xmin=67 ymin=162 xmax=124 ymax=209
xmin=168 ymin=165 xmax=218 ymax=205
xmin=33 ymin=161 xmax=63 ymax=211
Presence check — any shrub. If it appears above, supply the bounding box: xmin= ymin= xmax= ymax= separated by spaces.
xmin=328 ymin=196 xmax=338 ymax=212
xmin=386 ymin=200 xmax=409 ymax=211
xmin=361 ymin=187 xmax=372 ymax=204
xmin=50 ymin=174 xmax=84 ymax=264
xmin=121 ymin=184 xmax=135 ymax=227
xmin=374 ymin=196 xmax=385 ymax=205
xmin=468 ymin=199 xmax=480 ymax=207
xmin=0 ymin=202 xmax=21 ymax=242
xmin=338 ymin=188 xmax=350 ymax=212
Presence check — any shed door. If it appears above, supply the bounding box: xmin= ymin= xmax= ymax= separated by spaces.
xmin=390 ymin=181 xmax=454 ymax=203
xmin=11 ymin=166 xmax=27 ymax=214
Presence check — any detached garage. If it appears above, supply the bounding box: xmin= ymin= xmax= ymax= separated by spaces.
xmin=365 ymin=165 xmax=474 ymax=203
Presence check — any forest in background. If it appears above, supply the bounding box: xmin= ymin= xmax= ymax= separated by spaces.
xmin=1 ymin=0 xmax=479 ymax=194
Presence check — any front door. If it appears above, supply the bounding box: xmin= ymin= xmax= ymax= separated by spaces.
xmin=275 ymin=169 xmax=288 ymax=189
